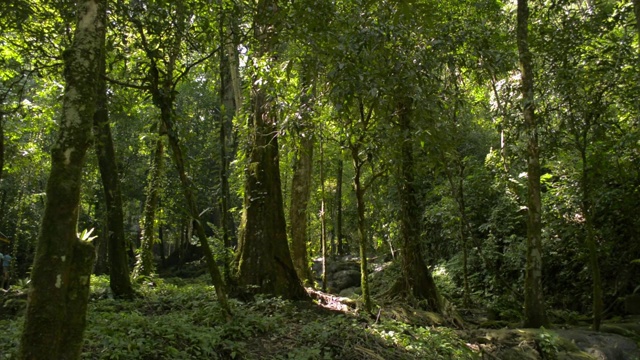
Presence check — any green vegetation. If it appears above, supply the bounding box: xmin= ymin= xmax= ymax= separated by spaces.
xmin=2 ymin=0 xmax=640 ymax=358
xmin=1 ymin=276 xmax=477 ymax=359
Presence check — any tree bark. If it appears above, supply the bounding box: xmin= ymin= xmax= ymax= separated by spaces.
xmin=19 ymin=1 xmax=105 ymax=358
xmin=134 ymin=134 xmax=164 ymax=278
xmin=235 ymin=0 xmax=307 ymax=300
xmin=289 ymin=67 xmax=315 ymax=286
xmin=93 ymin=36 xmax=134 ymax=298
xmin=218 ymin=14 xmax=238 ymax=282
xmin=133 ymin=2 xmax=230 ymax=313
xmin=351 ymin=153 xmax=372 ymax=313
xmin=335 ymin=155 xmax=344 ymax=255
xmin=397 ymin=98 xmax=441 ymax=312
xmin=289 ymin=134 xmax=314 ymax=285
xmin=518 ymin=0 xmax=549 ymax=328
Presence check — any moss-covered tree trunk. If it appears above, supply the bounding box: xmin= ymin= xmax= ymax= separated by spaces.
xmin=18 ymin=1 xmax=105 ymax=358
xmin=289 ymin=134 xmax=314 ymax=286
xmin=235 ymin=0 xmax=307 ymax=300
xmin=289 ymin=68 xmax=315 ymax=285
xmin=218 ymin=21 xmax=238 ymax=281
xmin=397 ymin=98 xmax=441 ymax=312
xmin=93 ymin=38 xmax=135 ymax=298
xmin=518 ymin=0 xmax=549 ymax=328
xmin=134 ymin=133 xmax=164 ymax=278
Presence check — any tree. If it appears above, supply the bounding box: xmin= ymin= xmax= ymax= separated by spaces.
xmin=92 ymin=29 xmax=134 ymax=298
xmin=289 ymin=65 xmax=315 ymax=286
xmin=235 ymin=0 xmax=307 ymax=300
xmin=517 ymin=0 xmax=549 ymax=328
xmin=19 ymin=1 xmax=106 ymax=358
xmin=396 ymin=97 xmax=441 ymax=312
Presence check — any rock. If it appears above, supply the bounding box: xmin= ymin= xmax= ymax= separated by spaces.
xmin=624 ymin=294 xmax=640 ymax=315
xmin=330 ymin=270 xmax=361 ymax=292
xmin=557 ymin=329 xmax=640 ymax=360
xmin=338 ymin=286 xmax=362 ymax=298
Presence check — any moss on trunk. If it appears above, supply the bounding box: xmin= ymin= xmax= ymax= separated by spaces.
xmin=19 ymin=1 xmax=105 ymax=358
xmin=397 ymin=98 xmax=441 ymax=312
xmin=93 ymin=39 xmax=134 ymax=298
xmin=518 ymin=0 xmax=549 ymax=328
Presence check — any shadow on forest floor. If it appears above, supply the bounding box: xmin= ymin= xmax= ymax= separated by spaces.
xmin=1 ymin=275 xmax=640 ymax=360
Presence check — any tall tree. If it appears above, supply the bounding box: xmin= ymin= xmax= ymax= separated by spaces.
xmin=134 ymin=130 xmax=164 ymax=278
xmin=396 ymin=97 xmax=441 ymax=312
xmin=92 ymin=30 xmax=135 ymax=298
xmin=517 ymin=0 xmax=549 ymax=328
xmin=236 ymin=0 xmax=307 ymax=299
xmin=19 ymin=1 xmax=106 ymax=358
xmin=289 ymin=66 xmax=315 ymax=286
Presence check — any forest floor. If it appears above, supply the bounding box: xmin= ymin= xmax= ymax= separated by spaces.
xmin=1 ymin=275 xmax=640 ymax=359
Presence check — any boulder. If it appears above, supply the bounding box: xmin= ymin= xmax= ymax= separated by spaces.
xmin=624 ymin=294 xmax=640 ymax=315
xmin=329 ymin=269 xmax=361 ymax=292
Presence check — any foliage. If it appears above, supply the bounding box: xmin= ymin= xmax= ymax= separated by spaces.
xmin=1 ymin=276 xmax=479 ymax=360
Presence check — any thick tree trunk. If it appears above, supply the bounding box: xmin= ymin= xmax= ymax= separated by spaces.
xmin=397 ymin=99 xmax=441 ymax=312
xmin=93 ymin=39 xmax=134 ymax=298
xmin=236 ymin=87 xmax=306 ymax=299
xmin=518 ymin=0 xmax=549 ymax=328
xmin=289 ymin=134 xmax=314 ymax=285
xmin=134 ymin=134 xmax=164 ymax=278
xmin=235 ymin=0 xmax=306 ymax=300
xmin=18 ymin=1 xmax=104 ymax=358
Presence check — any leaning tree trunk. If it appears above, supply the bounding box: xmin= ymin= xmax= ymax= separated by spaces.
xmin=161 ymin=108 xmax=231 ymax=314
xmin=93 ymin=38 xmax=134 ymax=298
xmin=518 ymin=0 xmax=549 ymax=328
xmin=19 ymin=1 xmax=105 ymax=358
xmin=397 ymin=98 xmax=441 ymax=312
xmin=235 ymin=0 xmax=306 ymax=300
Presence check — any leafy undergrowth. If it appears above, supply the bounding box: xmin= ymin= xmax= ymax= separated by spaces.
xmin=0 ymin=275 xmax=478 ymax=360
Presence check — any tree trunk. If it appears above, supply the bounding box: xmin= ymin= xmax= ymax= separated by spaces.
xmin=134 ymin=134 xmax=164 ymax=278
xmin=289 ymin=62 xmax=315 ymax=286
xmin=518 ymin=0 xmax=549 ymax=328
xmin=397 ymin=98 xmax=441 ymax=312
xmin=235 ymin=0 xmax=307 ymax=300
xmin=218 ymin=16 xmax=238 ymax=282
xmin=93 ymin=38 xmax=134 ymax=298
xmin=633 ymin=0 xmax=640 ymax=36
xmin=161 ymin=106 xmax=231 ymax=313
xmin=580 ymin=146 xmax=602 ymax=331
xmin=0 ymin=111 xmax=4 ymax=183
xmin=335 ymin=155 xmax=344 ymax=255
xmin=351 ymin=151 xmax=372 ymax=313
xmin=19 ymin=1 xmax=104 ymax=358
xmin=289 ymin=134 xmax=314 ymax=285
xmin=320 ymin=138 xmax=327 ymax=291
